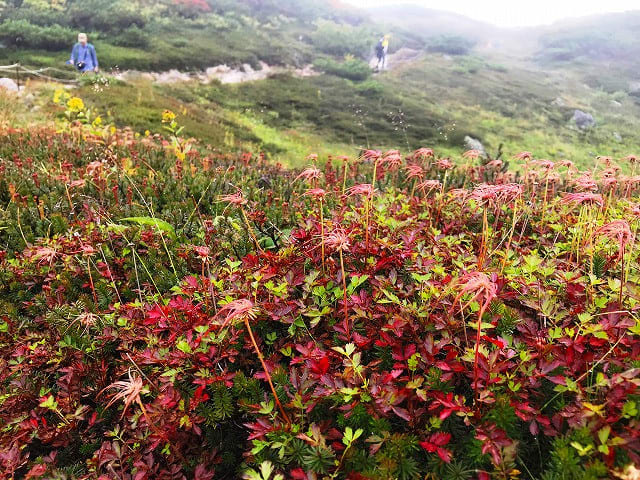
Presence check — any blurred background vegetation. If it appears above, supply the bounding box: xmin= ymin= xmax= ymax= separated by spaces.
xmin=1 ymin=0 xmax=639 ymax=167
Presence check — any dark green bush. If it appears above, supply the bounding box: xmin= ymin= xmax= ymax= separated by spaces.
xmin=309 ymin=20 xmax=374 ymax=58
xmin=4 ymin=6 xmax=67 ymax=27
xmin=314 ymin=56 xmax=371 ymax=81
xmin=67 ymin=0 xmax=148 ymax=33
xmin=0 ymin=19 xmax=74 ymax=50
xmin=537 ymin=33 xmax=629 ymax=62
xmin=355 ymin=79 xmax=384 ymax=97
xmin=109 ymin=26 xmax=150 ymax=48
xmin=426 ymin=35 xmax=475 ymax=55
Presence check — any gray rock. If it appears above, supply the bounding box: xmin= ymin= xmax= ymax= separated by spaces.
xmin=551 ymin=97 xmax=565 ymax=107
xmin=22 ymin=93 xmax=35 ymax=107
xmin=205 ymin=62 xmax=276 ymax=84
xmin=613 ymin=132 xmax=622 ymax=142
xmin=572 ymin=110 xmax=596 ymax=130
xmin=115 ymin=70 xmax=155 ymax=83
xmin=610 ymin=100 xmax=622 ymax=108
xmin=0 ymin=77 xmax=19 ymax=92
xmin=154 ymin=69 xmax=192 ymax=84
xmin=629 ymin=81 xmax=640 ymax=94
xmin=464 ymin=135 xmax=486 ymax=155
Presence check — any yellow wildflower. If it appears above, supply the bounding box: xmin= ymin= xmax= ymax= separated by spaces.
xmin=53 ymin=89 xmax=67 ymax=105
xmin=67 ymin=97 xmax=85 ymax=112
xmin=92 ymin=116 xmax=103 ymax=127
xmin=162 ymin=110 xmax=176 ymax=123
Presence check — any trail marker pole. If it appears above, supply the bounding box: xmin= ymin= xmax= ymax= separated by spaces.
xmin=16 ymin=63 xmax=20 ymax=90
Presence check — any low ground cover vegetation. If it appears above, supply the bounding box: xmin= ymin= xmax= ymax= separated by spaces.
xmin=0 ymin=101 xmax=639 ymax=479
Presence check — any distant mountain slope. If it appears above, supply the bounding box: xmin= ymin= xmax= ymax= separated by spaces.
xmin=368 ymin=4 xmax=640 ymax=97
xmin=366 ymin=4 xmax=500 ymax=41
xmin=533 ymin=11 xmax=640 ymax=93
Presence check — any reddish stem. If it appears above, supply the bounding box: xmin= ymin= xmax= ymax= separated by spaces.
xmin=244 ymin=317 xmax=291 ymax=426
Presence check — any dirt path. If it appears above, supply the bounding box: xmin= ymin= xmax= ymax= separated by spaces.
xmin=114 ymin=61 xmax=317 ymax=85
xmin=115 ymin=48 xmax=423 ymax=85
xmin=369 ymin=48 xmax=422 ymax=72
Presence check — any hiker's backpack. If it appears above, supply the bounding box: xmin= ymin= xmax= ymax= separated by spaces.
xmin=375 ymin=40 xmax=384 ymax=56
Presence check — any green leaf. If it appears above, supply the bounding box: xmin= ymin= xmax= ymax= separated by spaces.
xmin=379 ymin=288 xmax=401 ymax=304
xmin=598 ymin=425 xmax=611 ymax=445
xmin=259 ymin=236 xmax=276 ymax=249
xmin=622 ymin=400 xmax=638 ymax=419
xmin=251 ymin=440 xmax=269 ymax=455
xmin=176 ymin=339 xmax=192 ymax=354
xmin=259 ymin=400 xmax=274 ymax=415
xmin=570 ymin=441 xmax=593 ymax=456
xmin=344 ymin=343 xmax=356 ymax=356
xmin=120 ymin=217 xmax=176 ymax=239
xmin=347 ymin=274 xmax=369 ymax=294
xmin=161 ymin=368 xmax=180 ymax=382
xmin=106 ymin=223 xmax=128 ymax=234
xmin=342 ymin=427 xmax=363 ymax=446
xmin=260 ymin=461 xmax=274 ymax=480
xmin=39 ymin=395 xmax=57 ymax=410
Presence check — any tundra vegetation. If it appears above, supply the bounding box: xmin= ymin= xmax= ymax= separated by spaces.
xmin=0 ymin=96 xmax=639 ymax=479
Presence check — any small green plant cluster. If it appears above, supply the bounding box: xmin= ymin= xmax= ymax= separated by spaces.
xmin=314 ymin=56 xmax=372 ymax=82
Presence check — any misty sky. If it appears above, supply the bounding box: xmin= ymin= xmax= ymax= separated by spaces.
xmin=344 ymin=0 xmax=637 ymax=27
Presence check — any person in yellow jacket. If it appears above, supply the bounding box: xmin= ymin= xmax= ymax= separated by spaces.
xmin=375 ymin=34 xmax=391 ymax=71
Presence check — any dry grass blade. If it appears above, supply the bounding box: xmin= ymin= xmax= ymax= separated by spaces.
xmin=100 ymin=369 xmax=149 ymax=421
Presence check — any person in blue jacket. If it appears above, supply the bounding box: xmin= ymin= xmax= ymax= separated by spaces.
xmin=67 ymin=33 xmax=99 ymax=73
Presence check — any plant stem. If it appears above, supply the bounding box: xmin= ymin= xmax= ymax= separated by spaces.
xmin=619 ymin=244 xmax=624 ymax=305
xmin=339 ymin=248 xmax=349 ymax=336
xmin=473 ymin=305 xmax=487 ymax=406
xmin=244 ymin=317 xmax=291 ymax=425
xmin=64 ymin=182 xmax=74 ymax=212
xmin=500 ymin=202 xmax=518 ymax=275
xmin=478 ymin=207 xmax=488 ymax=269
xmin=366 ymin=160 xmax=379 ymax=250
xmin=241 ymin=207 xmax=264 ymax=254
xmin=87 ymin=257 xmax=98 ymax=305
xmin=342 ymin=160 xmax=349 ymax=195
xmin=320 ymin=198 xmax=325 ymax=272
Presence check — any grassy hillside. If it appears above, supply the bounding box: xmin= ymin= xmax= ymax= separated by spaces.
xmin=0 ymin=0 xmax=376 ymax=70
xmin=68 ymin=55 xmax=639 ymax=167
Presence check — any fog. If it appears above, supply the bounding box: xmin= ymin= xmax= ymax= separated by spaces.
xmin=344 ymin=0 xmax=637 ymax=27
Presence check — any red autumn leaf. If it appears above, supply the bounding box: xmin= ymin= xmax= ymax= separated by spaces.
xmin=529 ymin=420 xmax=539 ymax=436
xmin=481 ymin=335 xmax=506 ymax=349
xmin=25 ymin=464 xmax=47 ymax=479
xmin=436 ymin=447 xmax=452 ymax=463
xmin=420 ymin=433 xmax=452 ymax=463
xmin=310 ymin=356 xmax=330 ymax=376
xmin=193 ymin=464 xmax=216 ymax=480
xmin=290 ymin=469 xmax=309 ymax=480
xmin=392 ymin=343 xmax=416 ymax=361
